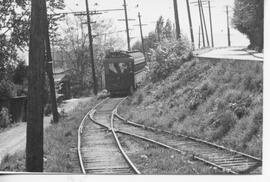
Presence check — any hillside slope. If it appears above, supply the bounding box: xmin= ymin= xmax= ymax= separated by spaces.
xmin=119 ymin=58 xmax=263 ymax=158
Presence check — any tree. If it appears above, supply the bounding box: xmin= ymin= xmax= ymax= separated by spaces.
xmin=0 ymin=0 xmax=65 ymax=79
xmin=155 ymin=16 xmax=165 ymax=42
xmin=26 ymin=0 xmax=47 ymax=172
xmin=132 ymin=17 xmax=174 ymax=55
xmin=55 ymin=16 xmax=124 ymax=96
xmin=12 ymin=61 xmax=28 ymax=85
xmin=232 ymin=0 xmax=264 ymax=52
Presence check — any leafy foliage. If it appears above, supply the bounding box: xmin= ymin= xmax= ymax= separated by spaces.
xmin=0 ymin=0 xmax=65 ymax=79
xmin=148 ymin=37 xmax=192 ymax=82
xmin=12 ymin=61 xmax=28 ymax=85
xmin=0 ymin=79 xmax=17 ymax=99
xmin=232 ymin=0 xmax=264 ymax=51
xmin=132 ymin=16 xmax=175 ymax=57
xmin=54 ymin=16 xmax=124 ymax=97
xmin=0 ymin=107 xmax=12 ymax=128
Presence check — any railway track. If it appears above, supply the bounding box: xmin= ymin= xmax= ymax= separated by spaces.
xmin=78 ymin=97 xmax=140 ymax=174
xmin=78 ymin=97 xmax=262 ymax=174
xmin=113 ymin=99 xmax=262 ymax=175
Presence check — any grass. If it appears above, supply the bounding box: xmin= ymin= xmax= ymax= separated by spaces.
xmin=0 ymin=97 xmax=99 ymax=172
xmin=118 ymin=134 xmax=222 ymax=174
xmin=119 ymin=59 xmax=263 ymax=158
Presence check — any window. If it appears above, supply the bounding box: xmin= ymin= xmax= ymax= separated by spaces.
xmin=107 ymin=62 xmax=130 ymax=74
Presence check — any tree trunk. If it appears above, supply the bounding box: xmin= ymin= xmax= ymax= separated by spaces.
xmin=26 ymin=0 xmax=46 ymax=172
xmin=44 ymin=6 xmax=59 ymax=123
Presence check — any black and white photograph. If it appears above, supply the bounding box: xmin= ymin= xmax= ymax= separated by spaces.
xmin=0 ymin=0 xmax=268 ymax=179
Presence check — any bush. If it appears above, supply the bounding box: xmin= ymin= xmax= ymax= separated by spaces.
xmin=148 ymin=38 xmax=192 ymax=82
xmin=0 ymin=107 xmax=11 ymax=128
xmin=232 ymin=0 xmax=264 ymax=51
xmin=0 ymin=79 xmax=17 ymax=99
xmin=44 ymin=104 xmax=52 ymax=116
xmin=209 ymin=111 xmax=237 ymax=141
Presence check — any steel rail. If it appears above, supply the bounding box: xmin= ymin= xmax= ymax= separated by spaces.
xmin=81 ymin=97 xmax=140 ymax=174
xmin=115 ymin=113 xmax=262 ymax=162
xmin=111 ymin=111 xmax=141 ymax=174
xmin=114 ymin=114 xmax=239 ymax=174
xmin=77 ymin=98 xmax=109 ymax=174
xmin=114 ymin=104 xmax=262 ymax=174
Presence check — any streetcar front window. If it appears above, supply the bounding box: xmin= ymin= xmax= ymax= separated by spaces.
xmin=107 ymin=62 xmax=131 ymax=75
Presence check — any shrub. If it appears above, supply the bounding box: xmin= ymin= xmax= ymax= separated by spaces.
xmin=132 ymin=93 xmax=144 ymax=105
xmin=210 ymin=111 xmax=237 ymax=141
xmin=148 ymin=38 xmax=192 ymax=82
xmin=0 ymin=79 xmax=16 ymax=99
xmin=44 ymin=104 xmax=52 ymax=116
xmin=0 ymin=107 xmax=11 ymax=128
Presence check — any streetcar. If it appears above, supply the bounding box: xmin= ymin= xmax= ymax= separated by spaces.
xmin=104 ymin=50 xmax=147 ymax=95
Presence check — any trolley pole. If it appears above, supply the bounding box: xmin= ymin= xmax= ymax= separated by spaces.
xmin=123 ymin=0 xmax=131 ymax=50
xmin=138 ymin=12 xmax=145 ymax=56
xmin=226 ymin=5 xmax=231 ymax=47
xmin=199 ymin=0 xmax=209 ymax=47
xmin=186 ymin=0 xmax=194 ymax=49
xmin=208 ymin=1 xmax=214 ymax=47
xmin=85 ymin=0 xmax=98 ymax=95
xmin=198 ymin=0 xmax=205 ymax=47
xmin=173 ymin=0 xmax=181 ymax=39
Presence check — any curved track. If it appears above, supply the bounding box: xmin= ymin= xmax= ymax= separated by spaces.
xmin=78 ymin=97 xmax=262 ymax=174
xmin=113 ymin=99 xmax=262 ymax=174
xmin=78 ymin=97 xmax=140 ymax=174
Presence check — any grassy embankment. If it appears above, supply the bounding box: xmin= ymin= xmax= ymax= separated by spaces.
xmin=0 ymin=97 xmax=98 ymax=172
xmin=118 ymin=134 xmax=221 ymax=174
xmin=119 ymin=59 xmax=263 ymax=158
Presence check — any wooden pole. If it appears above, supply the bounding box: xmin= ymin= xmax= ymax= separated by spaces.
xmin=198 ymin=26 xmax=201 ymax=48
xmin=198 ymin=0 xmax=205 ymax=47
xmin=123 ymin=0 xmax=131 ymax=50
xmin=199 ymin=0 xmax=210 ymax=47
xmin=26 ymin=0 xmax=46 ymax=171
xmin=44 ymin=8 xmax=59 ymax=123
xmin=85 ymin=0 xmax=98 ymax=95
xmin=173 ymin=0 xmax=181 ymax=39
xmin=186 ymin=0 xmax=194 ymax=48
xmin=138 ymin=12 xmax=145 ymax=56
xmin=208 ymin=1 xmax=214 ymax=47
xmin=226 ymin=6 xmax=231 ymax=47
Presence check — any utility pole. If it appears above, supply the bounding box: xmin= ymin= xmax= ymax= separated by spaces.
xmin=173 ymin=0 xmax=181 ymax=39
xmin=208 ymin=0 xmax=214 ymax=47
xmin=199 ymin=0 xmax=210 ymax=47
xmin=44 ymin=7 xmax=59 ymax=123
xmin=186 ymin=0 xmax=194 ymax=48
xmin=26 ymin=0 xmax=46 ymax=172
xmin=138 ymin=12 xmax=145 ymax=56
xmin=85 ymin=0 xmax=98 ymax=95
xmin=226 ymin=5 xmax=231 ymax=47
xmin=198 ymin=0 xmax=205 ymax=47
xmin=198 ymin=26 xmax=201 ymax=48
xmin=123 ymin=0 xmax=131 ymax=50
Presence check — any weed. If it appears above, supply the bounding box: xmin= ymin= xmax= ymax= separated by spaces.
xmin=0 ymin=107 xmax=11 ymax=128
xmin=119 ymin=59 xmax=263 ymax=158
xmin=210 ymin=111 xmax=237 ymax=141
xmin=132 ymin=92 xmax=144 ymax=105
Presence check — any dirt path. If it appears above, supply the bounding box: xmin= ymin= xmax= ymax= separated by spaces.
xmin=0 ymin=97 xmax=92 ymax=163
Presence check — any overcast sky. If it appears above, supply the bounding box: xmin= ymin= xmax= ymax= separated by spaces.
xmin=61 ymin=0 xmax=249 ymax=48
xmin=20 ymin=0 xmax=251 ymax=62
